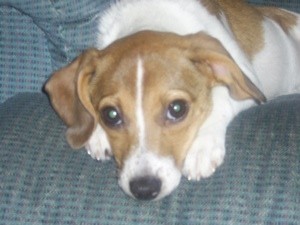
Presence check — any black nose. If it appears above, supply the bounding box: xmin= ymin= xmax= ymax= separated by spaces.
xmin=129 ymin=176 xmax=162 ymax=200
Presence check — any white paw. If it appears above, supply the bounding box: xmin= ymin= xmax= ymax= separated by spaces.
xmin=182 ymin=130 xmax=225 ymax=181
xmin=85 ymin=125 xmax=112 ymax=161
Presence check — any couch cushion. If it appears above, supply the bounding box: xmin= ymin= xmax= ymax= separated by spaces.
xmin=0 ymin=0 xmax=111 ymax=103
xmin=248 ymin=0 xmax=300 ymax=12
xmin=0 ymin=93 xmax=299 ymax=224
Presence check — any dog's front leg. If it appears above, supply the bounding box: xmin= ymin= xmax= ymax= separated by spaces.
xmin=182 ymin=87 xmax=255 ymax=181
xmin=85 ymin=125 xmax=112 ymax=161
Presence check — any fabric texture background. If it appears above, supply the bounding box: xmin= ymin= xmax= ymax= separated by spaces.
xmin=0 ymin=93 xmax=299 ymax=224
xmin=0 ymin=0 xmax=111 ymax=103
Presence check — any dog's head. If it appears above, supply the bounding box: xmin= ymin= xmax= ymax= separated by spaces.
xmin=45 ymin=31 xmax=265 ymax=200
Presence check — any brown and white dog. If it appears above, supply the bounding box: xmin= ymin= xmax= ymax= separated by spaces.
xmin=45 ymin=0 xmax=300 ymax=200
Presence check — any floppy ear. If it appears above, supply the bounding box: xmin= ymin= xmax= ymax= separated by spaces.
xmin=45 ymin=49 xmax=100 ymax=149
xmin=187 ymin=33 xmax=266 ymax=104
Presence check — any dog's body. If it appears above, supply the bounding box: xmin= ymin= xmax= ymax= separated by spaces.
xmin=46 ymin=0 xmax=300 ymax=200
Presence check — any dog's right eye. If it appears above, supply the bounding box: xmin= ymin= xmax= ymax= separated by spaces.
xmin=101 ymin=106 xmax=123 ymax=128
xmin=166 ymin=99 xmax=188 ymax=122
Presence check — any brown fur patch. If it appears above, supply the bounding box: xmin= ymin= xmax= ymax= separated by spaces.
xmin=202 ymin=0 xmax=298 ymax=59
xmin=45 ymin=49 xmax=101 ymax=148
xmin=214 ymin=0 xmax=264 ymax=59
xmin=201 ymin=0 xmax=221 ymax=15
xmin=90 ymin=56 xmax=139 ymax=167
xmin=257 ymin=7 xmax=298 ymax=33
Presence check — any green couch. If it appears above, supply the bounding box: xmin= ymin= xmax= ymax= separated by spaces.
xmin=1 ymin=1 xmax=299 ymax=224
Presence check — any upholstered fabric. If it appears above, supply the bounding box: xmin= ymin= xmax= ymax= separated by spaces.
xmin=1 ymin=0 xmax=300 ymax=103
xmin=249 ymin=0 xmax=300 ymax=11
xmin=0 ymin=0 xmax=111 ymax=103
xmin=1 ymin=93 xmax=299 ymax=224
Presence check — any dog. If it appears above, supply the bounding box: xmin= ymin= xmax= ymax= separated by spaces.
xmin=45 ymin=0 xmax=300 ymax=200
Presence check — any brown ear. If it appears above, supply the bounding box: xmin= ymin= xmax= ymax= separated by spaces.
xmin=190 ymin=49 xmax=266 ymax=103
xmin=45 ymin=49 xmax=100 ymax=148
xmin=187 ymin=33 xmax=266 ymax=103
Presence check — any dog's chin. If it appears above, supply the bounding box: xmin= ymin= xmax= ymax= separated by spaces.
xmin=118 ymin=151 xmax=182 ymax=200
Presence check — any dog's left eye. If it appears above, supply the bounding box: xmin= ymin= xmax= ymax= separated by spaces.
xmin=101 ymin=106 xmax=123 ymax=128
xmin=166 ymin=99 xmax=188 ymax=122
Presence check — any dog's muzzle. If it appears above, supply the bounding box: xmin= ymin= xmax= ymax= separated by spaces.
xmin=119 ymin=151 xmax=181 ymax=200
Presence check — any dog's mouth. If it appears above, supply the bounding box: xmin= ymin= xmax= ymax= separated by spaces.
xmin=118 ymin=151 xmax=182 ymax=200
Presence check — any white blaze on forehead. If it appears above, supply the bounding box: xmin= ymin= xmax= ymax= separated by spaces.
xmin=136 ymin=58 xmax=146 ymax=149
xmin=118 ymin=58 xmax=182 ymax=200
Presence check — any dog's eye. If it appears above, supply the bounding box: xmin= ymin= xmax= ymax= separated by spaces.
xmin=166 ymin=100 xmax=188 ymax=122
xmin=101 ymin=106 xmax=123 ymax=128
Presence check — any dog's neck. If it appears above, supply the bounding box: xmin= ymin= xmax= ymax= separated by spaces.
xmin=97 ymin=0 xmax=206 ymax=49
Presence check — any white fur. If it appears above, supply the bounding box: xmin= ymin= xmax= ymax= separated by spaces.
xmin=85 ymin=124 xmax=111 ymax=161
xmin=119 ymin=151 xmax=181 ymax=200
xmin=97 ymin=0 xmax=205 ymax=48
xmin=252 ymin=18 xmax=300 ymax=99
xmin=136 ymin=58 xmax=146 ymax=149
